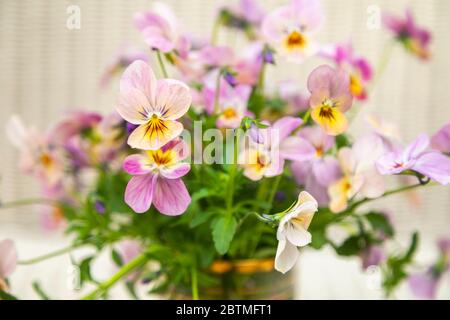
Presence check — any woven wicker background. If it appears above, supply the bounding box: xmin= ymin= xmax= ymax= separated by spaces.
xmin=1 ymin=0 xmax=449 ymax=299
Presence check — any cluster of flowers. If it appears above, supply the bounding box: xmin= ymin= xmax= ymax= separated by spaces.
xmin=1 ymin=0 xmax=449 ymax=299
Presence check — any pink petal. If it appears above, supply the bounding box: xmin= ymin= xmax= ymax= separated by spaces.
xmin=153 ymin=178 xmax=191 ymax=216
xmin=120 ymin=60 xmax=157 ymax=107
xmin=0 ymin=239 xmax=18 ymax=278
xmin=312 ymin=156 xmax=341 ymax=187
xmin=124 ymin=174 xmax=157 ymax=213
xmin=117 ymin=87 xmax=151 ymax=124
xmin=403 ymin=134 xmax=430 ymax=160
xmin=272 ymin=116 xmax=303 ymax=140
xmin=160 ymin=163 xmax=191 ymax=179
xmin=155 ymin=79 xmax=192 ymax=120
xmin=431 ymin=123 xmax=450 ymax=153
xmin=123 ymin=154 xmax=153 ymax=175
xmin=307 ymin=65 xmax=335 ymax=93
xmin=142 ymin=26 xmax=176 ymax=53
xmin=280 ymin=136 xmax=316 ymax=161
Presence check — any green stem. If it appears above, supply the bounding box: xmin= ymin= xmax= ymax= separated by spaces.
xmin=349 ymin=181 xmax=433 ymax=213
xmin=82 ymin=253 xmax=149 ymax=300
xmin=211 ymin=16 xmax=222 ymax=45
xmin=370 ymin=40 xmax=395 ymax=90
xmin=226 ymin=130 xmax=240 ymax=215
xmin=267 ymin=174 xmax=282 ymax=209
xmin=191 ymin=266 xmax=199 ymax=300
xmin=156 ymin=50 xmax=168 ymax=78
xmin=19 ymin=243 xmax=81 ymax=265
xmin=0 ymin=198 xmax=57 ymax=210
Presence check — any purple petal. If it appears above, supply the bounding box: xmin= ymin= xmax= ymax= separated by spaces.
xmin=408 ymin=271 xmax=439 ymax=300
xmin=403 ymin=134 xmax=430 ymax=160
xmin=312 ymin=156 xmax=341 ymax=187
xmin=160 ymin=163 xmax=191 ymax=179
xmin=412 ymin=151 xmax=450 ymax=185
xmin=124 ymin=174 xmax=157 ymax=213
xmin=153 ymin=178 xmax=191 ymax=216
xmin=431 ymin=123 xmax=450 ymax=153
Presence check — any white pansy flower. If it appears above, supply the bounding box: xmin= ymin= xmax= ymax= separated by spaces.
xmin=275 ymin=191 xmax=318 ymax=273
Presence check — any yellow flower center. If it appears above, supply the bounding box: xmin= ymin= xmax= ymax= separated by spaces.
xmin=222 ymin=107 xmax=237 ymax=119
xmin=146 ymin=149 xmax=176 ymax=166
xmin=315 ymin=147 xmax=323 ymax=157
xmin=349 ymin=73 xmax=364 ymax=96
xmin=285 ymin=30 xmax=307 ymax=50
xmin=145 ymin=114 xmax=169 ymax=139
xmin=40 ymin=153 xmax=53 ymax=168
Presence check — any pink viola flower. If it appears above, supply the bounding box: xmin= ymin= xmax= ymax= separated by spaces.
xmin=262 ymin=0 xmax=323 ymax=63
xmin=320 ymin=42 xmax=373 ymax=101
xmin=431 ymin=123 xmax=450 ymax=153
xmin=6 ymin=115 xmax=64 ymax=187
xmin=239 ymin=117 xmax=308 ymax=181
xmin=50 ymin=110 xmax=102 ymax=145
xmin=383 ymin=9 xmax=431 ymax=60
xmin=366 ymin=114 xmax=401 ymax=152
xmin=291 ymin=126 xmax=341 ymax=205
xmin=328 ymin=134 xmax=387 ymax=213
xmin=0 ymin=239 xmax=18 ymax=291
xmin=376 ymin=134 xmax=450 ymax=185
xmin=198 ymin=45 xmax=235 ymax=68
xmin=117 ymin=61 xmax=191 ymax=150
xmin=100 ymin=45 xmax=147 ymax=89
xmin=134 ymin=3 xmax=186 ymax=54
xmin=123 ymin=138 xmax=191 ymax=215
xmin=308 ymin=65 xmax=353 ymax=136
xmin=408 ymin=269 xmax=440 ymax=300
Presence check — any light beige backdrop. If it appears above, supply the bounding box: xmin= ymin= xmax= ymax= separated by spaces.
xmin=1 ymin=0 xmax=449 ymax=299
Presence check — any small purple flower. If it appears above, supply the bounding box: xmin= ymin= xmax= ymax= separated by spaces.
xmin=223 ymin=71 xmax=238 ymax=87
xmin=261 ymin=47 xmax=275 ymax=64
xmin=94 ymin=200 xmax=106 ymax=214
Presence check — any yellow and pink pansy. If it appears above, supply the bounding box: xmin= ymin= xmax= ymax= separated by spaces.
xmin=117 ymin=60 xmax=192 ymax=151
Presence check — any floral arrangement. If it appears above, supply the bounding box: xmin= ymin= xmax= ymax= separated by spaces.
xmin=1 ymin=0 xmax=450 ymax=300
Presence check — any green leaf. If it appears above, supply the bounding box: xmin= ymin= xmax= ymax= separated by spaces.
xmin=335 ymin=235 xmax=365 ymax=256
xmin=78 ymin=256 xmax=95 ymax=286
xmin=111 ymin=249 xmax=123 ymax=267
xmin=211 ymin=216 xmax=237 ymax=255
xmin=310 ymin=230 xmax=328 ymax=249
xmin=365 ymin=212 xmax=394 ymax=238
xmin=0 ymin=290 xmax=18 ymax=300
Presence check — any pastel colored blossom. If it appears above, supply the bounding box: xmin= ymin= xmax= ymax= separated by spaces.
xmin=117 ymin=60 xmax=191 ymax=150
xmin=431 ymin=123 xmax=450 ymax=153
xmin=6 ymin=115 xmax=64 ymax=187
xmin=134 ymin=3 xmax=186 ymax=53
xmin=0 ymin=239 xmax=18 ymax=292
xmin=308 ymin=65 xmax=353 ymax=136
xmin=408 ymin=269 xmax=439 ymax=300
xmin=366 ymin=114 xmax=401 ymax=152
xmin=320 ymin=42 xmax=373 ymax=100
xmin=123 ymin=138 xmax=191 ymax=215
xmin=100 ymin=45 xmax=147 ymax=88
xmin=240 ymin=117 xmax=309 ymax=181
xmin=198 ymin=45 xmax=235 ymax=68
xmin=291 ymin=126 xmax=341 ymax=205
xmin=383 ymin=9 xmax=431 ymax=60
xmin=376 ymin=134 xmax=450 ymax=185
xmin=262 ymin=0 xmax=323 ymax=63
xmin=275 ymin=191 xmax=318 ymax=273
xmin=329 ymin=134 xmax=387 ymax=213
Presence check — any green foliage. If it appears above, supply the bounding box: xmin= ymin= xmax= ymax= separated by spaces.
xmin=212 ymin=216 xmax=238 ymax=255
